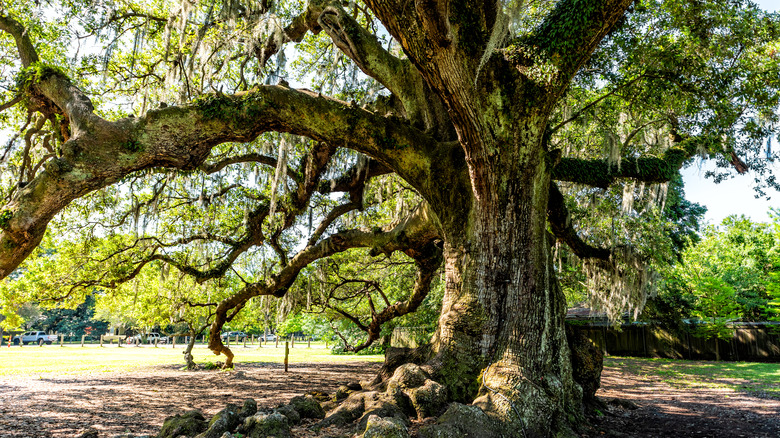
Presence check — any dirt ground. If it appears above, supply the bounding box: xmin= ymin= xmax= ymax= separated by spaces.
xmin=591 ymin=360 xmax=780 ymax=438
xmin=0 ymin=359 xmax=778 ymax=438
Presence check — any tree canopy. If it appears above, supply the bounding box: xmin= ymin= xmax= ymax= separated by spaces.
xmin=1 ymin=0 xmax=778 ymax=435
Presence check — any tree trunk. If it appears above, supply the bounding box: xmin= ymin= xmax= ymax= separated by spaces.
xmin=424 ymin=135 xmax=582 ymax=436
xmin=208 ymin=329 xmax=234 ymax=368
xmin=183 ymin=330 xmax=198 ymax=370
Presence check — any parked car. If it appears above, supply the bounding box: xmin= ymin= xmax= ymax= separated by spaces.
xmin=146 ymin=332 xmax=168 ymax=344
xmin=13 ymin=331 xmax=57 ymax=346
xmin=126 ymin=332 xmax=168 ymax=344
xmin=220 ymin=331 xmax=247 ymax=342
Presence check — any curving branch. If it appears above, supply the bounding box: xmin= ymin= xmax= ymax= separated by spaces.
xmin=253 ymin=8 xmax=315 ymax=67
xmin=307 ymin=202 xmax=360 ymax=247
xmin=546 ymin=183 xmax=610 ymax=261
xmin=517 ymin=0 xmax=634 ymax=91
xmin=338 ymin=244 xmax=442 ymax=353
xmin=311 ymin=1 xmax=450 ymax=132
xmin=0 ymin=15 xmax=39 ymax=67
xmin=199 ymin=153 xmax=301 ymax=182
xmin=0 ymin=95 xmax=23 ymax=113
xmin=207 ymin=201 xmax=443 ymax=367
xmin=549 ymin=75 xmax=647 ymax=135
xmin=0 ymin=56 xmax=440 ymax=279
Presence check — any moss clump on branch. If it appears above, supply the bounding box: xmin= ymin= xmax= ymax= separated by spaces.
xmin=14 ymin=62 xmax=69 ymax=93
xmin=552 ymin=148 xmax=690 ymax=188
xmin=193 ymin=91 xmax=267 ymax=122
xmin=123 ymin=139 xmax=143 ymax=153
xmin=0 ymin=210 xmax=13 ymax=230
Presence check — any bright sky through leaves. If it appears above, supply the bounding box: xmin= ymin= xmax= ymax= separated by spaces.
xmin=681 ymin=0 xmax=779 ymax=225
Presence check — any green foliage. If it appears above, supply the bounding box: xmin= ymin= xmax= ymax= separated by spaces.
xmin=14 ymin=62 xmax=68 ymax=91
xmin=688 ymin=276 xmax=739 ymax=341
xmin=557 ymin=174 xmax=706 ymax=312
xmin=650 ymin=215 xmax=780 ymax=331
xmin=276 ymin=312 xmax=305 ymax=337
xmin=0 ymin=210 xmax=12 ymax=230
xmin=37 ymin=294 xmax=109 ymax=338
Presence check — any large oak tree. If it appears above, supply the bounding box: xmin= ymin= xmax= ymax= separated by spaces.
xmin=1 ymin=0 xmax=778 ymax=435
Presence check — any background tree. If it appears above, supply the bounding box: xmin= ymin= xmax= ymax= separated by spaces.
xmin=652 ymin=215 xmax=778 ymax=325
xmin=38 ymin=294 xmax=110 ymax=339
xmin=0 ymin=0 xmax=778 ymax=435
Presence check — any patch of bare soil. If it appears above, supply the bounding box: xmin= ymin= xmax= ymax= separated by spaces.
xmin=586 ymin=359 xmax=780 ymax=438
xmin=0 ymin=361 xmax=380 ymax=438
xmin=1 ymin=358 xmax=779 ymax=437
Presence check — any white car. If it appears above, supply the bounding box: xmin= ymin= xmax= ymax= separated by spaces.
xmin=146 ymin=333 xmax=168 ymax=344
xmin=127 ymin=333 xmax=168 ymax=344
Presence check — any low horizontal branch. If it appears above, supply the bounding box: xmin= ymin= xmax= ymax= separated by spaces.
xmin=551 ymin=148 xmax=689 ymax=188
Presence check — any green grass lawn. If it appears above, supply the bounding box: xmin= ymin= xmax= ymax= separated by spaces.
xmin=605 ymin=356 xmax=780 ymax=399
xmin=0 ymin=342 xmax=383 ymax=378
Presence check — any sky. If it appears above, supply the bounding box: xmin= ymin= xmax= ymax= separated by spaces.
xmin=680 ymin=0 xmax=779 ymax=226
xmin=681 ymin=162 xmax=777 ymax=226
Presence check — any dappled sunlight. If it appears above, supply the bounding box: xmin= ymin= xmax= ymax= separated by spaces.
xmin=597 ymin=358 xmax=780 ymax=436
xmin=0 ymin=353 xmax=381 ymax=437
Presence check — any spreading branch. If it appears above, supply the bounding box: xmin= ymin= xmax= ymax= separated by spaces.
xmin=518 ymin=0 xmax=634 ymax=90
xmin=0 ymin=15 xmax=39 ymax=67
xmin=0 ymin=55 xmax=440 ymax=278
xmin=199 ymin=153 xmax=301 ymax=182
xmin=207 ymin=201 xmax=442 ymax=366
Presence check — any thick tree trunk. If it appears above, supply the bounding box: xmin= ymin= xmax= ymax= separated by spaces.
xmin=427 ymin=137 xmax=582 ymax=436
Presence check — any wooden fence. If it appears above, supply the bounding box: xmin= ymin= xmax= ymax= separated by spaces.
xmin=572 ymin=323 xmax=780 ymax=362
xmin=392 ymin=323 xmax=780 ymax=362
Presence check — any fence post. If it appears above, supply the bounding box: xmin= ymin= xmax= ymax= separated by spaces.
xmin=284 ymin=341 xmax=289 ymax=373
xmin=275 ymin=337 xmax=279 ymax=348
xmin=291 ymin=336 xmax=295 ymax=348
xmin=81 ymin=335 xmax=85 ymax=347
xmin=100 ymin=335 xmax=104 ymax=347
xmin=154 ymin=337 xmax=158 ymax=348
xmin=308 ymin=337 xmax=311 ymax=348
xmin=172 ymin=336 xmax=176 ymax=348
xmin=243 ymin=337 xmax=247 ymax=348
xmin=686 ymin=331 xmax=692 ymax=359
